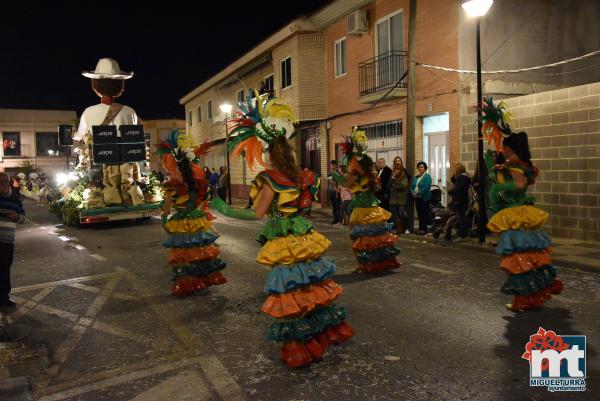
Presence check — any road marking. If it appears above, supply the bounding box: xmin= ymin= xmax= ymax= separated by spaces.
xmin=71 ymin=244 xmax=87 ymax=251
xmin=11 ymin=272 xmax=120 ymax=293
xmin=66 ymin=282 xmax=138 ymax=301
xmin=32 ymin=286 xmax=56 ymax=302
xmin=47 ymin=274 xmax=121 ymax=376
xmin=58 ymin=235 xmax=71 ymax=242
xmin=37 ymin=356 xmax=209 ymax=401
xmin=410 ymin=263 xmax=454 ymax=274
xmin=89 ymin=253 xmax=107 ymax=261
xmin=121 ymin=269 xmax=245 ymax=401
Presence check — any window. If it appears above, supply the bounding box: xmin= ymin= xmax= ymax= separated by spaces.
xmin=361 ymin=120 xmax=403 ymax=162
xmin=334 ymin=37 xmax=347 ymax=77
xmin=208 ymin=100 xmax=212 ymax=119
xmin=376 ymin=10 xmax=403 ymax=56
xmin=188 ymin=111 xmax=192 ymax=127
xmin=36 ymin=132 xmax=60 ymax=156
xmin=280 ymin=57 xmax=292 ymax=89
xmin=2 ymin=132 xmax=21 ymax=156
xmin=237 ymin=89 xmax=245 ymax=104
xmin=264 ymin=75 xmax=274 ymax=95
xmin=197 ymin=106 xmax=202 ymax=123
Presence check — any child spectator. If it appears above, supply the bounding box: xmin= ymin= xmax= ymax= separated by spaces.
xmin=0 ymin=173 xmax=26 ymax=307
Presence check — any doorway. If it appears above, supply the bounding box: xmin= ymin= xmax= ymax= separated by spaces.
xmin=423 ymin=113 xmax=449 ymax=206
xmin=300 ymin=126 xmax=321 ymax=175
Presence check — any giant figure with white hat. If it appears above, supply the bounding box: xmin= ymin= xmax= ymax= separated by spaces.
xmin=75 ymin=58 xmax=144 ymax=206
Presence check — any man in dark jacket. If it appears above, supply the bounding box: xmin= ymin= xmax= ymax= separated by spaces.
xmin=449 ymin=164 xmax=471 ymax=241
xmin=376 ymin=158 xmax=392 ymax=211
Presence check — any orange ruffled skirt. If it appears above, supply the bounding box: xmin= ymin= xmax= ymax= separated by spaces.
xmin=168 ymin=245 xmax=220 ymax=265
xmin=261 ymin=279 xmax=343 ymax=318
xmin=352 ymin=232 xmax=397 ymax=251
xmin=281 ymin=321 xmax=355 ymax=368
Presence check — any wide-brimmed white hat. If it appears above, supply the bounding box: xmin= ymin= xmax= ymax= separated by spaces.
xmin=82 ymin=58 xmax=134 ymax=79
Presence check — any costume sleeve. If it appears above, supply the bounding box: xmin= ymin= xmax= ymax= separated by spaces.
xmin=210 ymin=197 xmax=256 ymax=220
xmin=75 ymin=109 xmax=89 ymax=141
xmin=251 ymin=171 xmax=299 ymax=214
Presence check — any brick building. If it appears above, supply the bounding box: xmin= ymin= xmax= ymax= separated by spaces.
xmin=179 ymin=0 xmax=600 ymax=240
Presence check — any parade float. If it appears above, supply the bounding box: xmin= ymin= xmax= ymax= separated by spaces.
xmin=49 ymin=58 xmax=163 ymax=225
xmin=49 ymin=124 xmax=163 ymax=225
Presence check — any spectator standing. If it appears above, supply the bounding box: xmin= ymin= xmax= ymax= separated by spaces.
xmin=209 ymin=168 xmax=219 ymax=200
xmin=410 ymin=161 xmax=433 ymax=235
xmin=218 ymin=166 xmax=229 ymax=201
xmin=449 ymin=163 xmax=471 ymax=241
xmin=376 ymin=158 xmax=392 ymax=211
xmin=327 ymin=160 xmax=341 ymax=224
xmin=388 ymin=156 xmax=409 ymax=234
xmin=0 ymin=173 xmax=26 ymax=307
xmin=10 ymin=176 xmax=21 ymax=199
xmin=339 ymin=184 xmax=352 ymax=225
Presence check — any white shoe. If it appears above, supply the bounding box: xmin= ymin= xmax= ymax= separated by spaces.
xmin=404 ymin=229 xmax=410 ymax=234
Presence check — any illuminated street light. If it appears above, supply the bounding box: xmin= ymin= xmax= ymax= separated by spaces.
xmin=462 ymin=0 xmax=493 ymax=17
xmin=220 ymin=103 xmax=233 ymax=205
xmin=462 ymin=0 xmax=493 ymax=244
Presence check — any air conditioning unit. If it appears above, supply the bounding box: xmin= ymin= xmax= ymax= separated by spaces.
xmin=347 ymin=9 xmax=368 ymax=35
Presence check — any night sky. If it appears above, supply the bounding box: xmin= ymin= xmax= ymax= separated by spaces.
xmin=0 ymin=0 xmax=329 ymax=120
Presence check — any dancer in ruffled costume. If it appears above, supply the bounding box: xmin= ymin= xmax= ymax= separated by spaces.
xmin=157 ymin=130 xmax=227 ymax=296
xmin=333 ymin=128 xmax=401 ymax=274
xmin=482 ymin=98 xmax=563 ymax=311
xmin=213 ymin=92 xmax=353 ymax=368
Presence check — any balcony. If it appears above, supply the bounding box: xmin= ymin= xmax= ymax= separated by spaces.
xmin=358 ymin=51 xmax=408 ymax=104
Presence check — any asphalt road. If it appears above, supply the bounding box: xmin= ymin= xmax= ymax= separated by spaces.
xmin=3 ymin=200 xmax=599 ymax=400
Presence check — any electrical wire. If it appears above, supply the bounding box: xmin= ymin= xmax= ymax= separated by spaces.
xmin=417 ymin=49 xmax=600 ymax=74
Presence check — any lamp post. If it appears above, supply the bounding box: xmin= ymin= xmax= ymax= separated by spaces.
xmin=462 ymin=0 xmax=493 ymax=244
xmin=219 ymin=103 xmax=233 ymax=205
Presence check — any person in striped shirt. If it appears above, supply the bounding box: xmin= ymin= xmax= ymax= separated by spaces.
xmin=0 ymin=172 xmax=26 ymax=307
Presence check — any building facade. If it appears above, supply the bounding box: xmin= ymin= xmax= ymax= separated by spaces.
xmin=0 ymin=108 xmax=77 ymax=176
xmin=144 ymin=119 xmax=187 ymax=172
xmin=180 ymin=0 xmax=600 ymax=240
xmin=180 ymin=19 xmax=329 ymax=199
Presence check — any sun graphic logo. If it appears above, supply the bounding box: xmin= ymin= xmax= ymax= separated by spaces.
xmin=523 ymin=327 xmax=586 ymax=392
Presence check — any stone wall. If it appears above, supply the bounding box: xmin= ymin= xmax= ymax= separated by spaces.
xmin=461 ymin=82 xmax=600 ymax=241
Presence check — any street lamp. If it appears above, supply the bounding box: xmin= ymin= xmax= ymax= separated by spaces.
xmin=462 ymin=0 xmax=493 ymax=244
xmin=219 ymin=103 xmax=233 ymax=205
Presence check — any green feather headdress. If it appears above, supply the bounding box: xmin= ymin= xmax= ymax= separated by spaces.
xmin=227 ymin=91 xmax=298 ymax=170
xmin=340 ymin=126 xmax=369 ymax=163
xmin=481 ymin=97 xmax=514 ymax=151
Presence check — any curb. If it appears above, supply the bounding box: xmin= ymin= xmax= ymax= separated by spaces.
xmin=228 ymin=202 xmax=599 ymax=273
xmin=396 ymin=233 xmax=600 ymax=273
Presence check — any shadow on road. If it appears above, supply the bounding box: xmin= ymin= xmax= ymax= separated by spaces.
xmin=335 ymin=270 xmax=400 ymax=285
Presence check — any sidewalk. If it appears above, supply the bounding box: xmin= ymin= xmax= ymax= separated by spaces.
xmin=225 ymin=197 xmax=600 ymax=273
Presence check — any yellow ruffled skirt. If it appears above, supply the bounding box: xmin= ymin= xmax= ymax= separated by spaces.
xmin=256 ymin=231 xmax=331 ymax=265
xmin=487 ymin=205 xmax=548 ymax=233
xmin=349 ymin=206 xmax=391 ymax=225
xmin=164 ymin=217 xmax=213 ymax=233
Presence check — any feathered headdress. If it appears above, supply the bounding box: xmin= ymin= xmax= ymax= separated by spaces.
xmin=155 ymin=129 xmax=211 ymax=206
xmin=227 ymin=91 xmax=298 ymax=170
xmin=481 ymin=97 xmax=513 ymax=151
xmin=340 ymin=126 xmax=369 ymax=163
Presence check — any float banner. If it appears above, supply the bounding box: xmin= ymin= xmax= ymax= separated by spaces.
xmin=92 ymin=125 xmax=118 ymax=144
xmin=92 ymin=144 xmax=120 ymax=164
